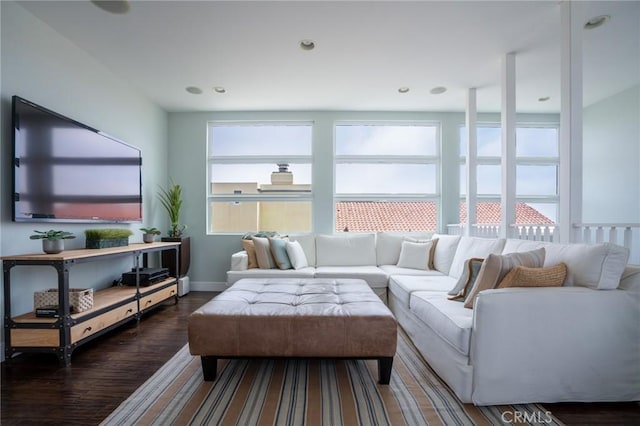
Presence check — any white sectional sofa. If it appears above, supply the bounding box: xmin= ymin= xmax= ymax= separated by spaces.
xmin=227 ymin=232 xmax=640 ymax=405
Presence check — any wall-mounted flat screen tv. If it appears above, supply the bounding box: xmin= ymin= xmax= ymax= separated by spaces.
xmin=12 ymin=96 xmax=143 ymax=223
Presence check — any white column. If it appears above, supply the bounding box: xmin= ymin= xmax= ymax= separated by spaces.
xmin=559 ymin=1 xmax=583 ymax=243
xmin=501 ymin=53 xmax=516 ymax=238
xmin=465 ymin=88 xmax=478 ymax=236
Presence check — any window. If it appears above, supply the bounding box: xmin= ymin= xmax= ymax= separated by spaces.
xmin=460 ymin=124 xmax=559 ymax=224
xmin=335 ymin=123 xmax=439 ymax=232
xmin=207 ymin=123 xmax=313 ymax=233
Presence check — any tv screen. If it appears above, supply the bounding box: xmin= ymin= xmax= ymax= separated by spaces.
xmin=12 ymin=96 xmax=143 ymax=223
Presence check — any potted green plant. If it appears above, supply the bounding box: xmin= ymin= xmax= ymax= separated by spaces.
xmin=84 ymin=229 xmax=133 ymax=249
xmin=140 ymin=227 xmax=161 ymax=243
xmin=158 ymin=179 xmax=187 ymax=238
xmin=30 ymin=230 xmax=76 ymax=254
xmin=158 ymin=179 xmax=190 ymax=278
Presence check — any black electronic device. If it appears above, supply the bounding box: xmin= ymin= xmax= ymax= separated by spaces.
xmin=121 ymin=267 xmax=169 ymax=286
xmin=11 ymin=95 xmax=143 ymax=223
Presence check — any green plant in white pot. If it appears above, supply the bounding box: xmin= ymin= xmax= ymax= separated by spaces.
xmin=140 ymin=227 xmax=161 ymax=243
xmin=30 ymin=230 xmax=76 ymax=254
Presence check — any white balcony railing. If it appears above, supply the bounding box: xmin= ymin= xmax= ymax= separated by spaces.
xmin=447 ymin=222 xmax=639 ymax=264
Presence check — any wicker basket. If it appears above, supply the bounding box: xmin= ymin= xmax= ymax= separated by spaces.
xmin=34 ymin=288 xmax=94 ymax=313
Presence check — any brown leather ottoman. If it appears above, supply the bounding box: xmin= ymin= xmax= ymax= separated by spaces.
xmin=188 ymin=278 xmax=397 ymax=384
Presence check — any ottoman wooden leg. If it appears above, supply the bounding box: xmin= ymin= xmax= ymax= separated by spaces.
xmin=201 ymin=356 xmax=218 ymax=381
xmin=378 ymin=357 xmax=393 ymax=384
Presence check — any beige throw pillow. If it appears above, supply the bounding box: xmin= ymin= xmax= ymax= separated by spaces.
xmin=242 ymin=239 xmax=259 ymax=269
xmin=252 ymin=236 xmax=277 ymax=269
xmin=497 ymin=263 xmax=567 ymax=288
xmin=464 ymin=248 xmax=545 ymax=309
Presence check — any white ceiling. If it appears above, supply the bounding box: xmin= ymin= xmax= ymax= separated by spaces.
xmin=17 ymin=0 xmax=640 ymax=113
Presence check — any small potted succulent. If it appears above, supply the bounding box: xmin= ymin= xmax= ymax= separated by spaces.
xmin=30 ymin=230 xmax=76 ymax=254
xmin=140 ymin=227 xmax=161 ymax=243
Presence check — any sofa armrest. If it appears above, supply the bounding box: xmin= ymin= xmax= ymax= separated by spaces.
xmin=230 ymin=250 xmax=248 ymax=271
xmin=470 ymin=287 xmax=640 ymax=404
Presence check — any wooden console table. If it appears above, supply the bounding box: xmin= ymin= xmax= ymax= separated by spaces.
xmin=2 ymin=242 xmax=180 ymax=366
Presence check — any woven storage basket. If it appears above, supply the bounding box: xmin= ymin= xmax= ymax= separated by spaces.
xmin=34 ymin=288 xmax=94 ymax=313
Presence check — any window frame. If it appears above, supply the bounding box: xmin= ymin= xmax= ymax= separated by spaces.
xmin=206 ymin=120 xmax=314 ymax=234
xmin=333 ymin=120 xmax=441 ymax=231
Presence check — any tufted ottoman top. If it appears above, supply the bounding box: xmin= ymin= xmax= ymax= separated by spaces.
xmin=188 ymin=278 xmax=397 ymax=358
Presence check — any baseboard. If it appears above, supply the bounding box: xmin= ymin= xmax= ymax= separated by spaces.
xmin=190 ymin=281 xmax=228 ymax=292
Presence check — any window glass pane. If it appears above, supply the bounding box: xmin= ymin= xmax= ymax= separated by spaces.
xmin=210 ymin=124 xmax=312 ymax=156
xmin=460 ymin=164 xmax=466 ymax=196
xmin=335 ymin=163 xmax=436 ymax=194
xmin=517 ymin=165 xmax=557 ymax=196
xmin=209 ymin=200 xmax=312 ymax=233
xmin=477 ymin=164 xmax=501 ymax=195
xmin=516 ymin=127 xmax=558 ymax=157
xmin=336 ymin=201 xmax=436 ymax=232
xmin=460 ymin=201 xmax=502 ymax=224
xmin=336 ymin=125 xmax=437 ymax=156
xmin=459 ymin=126 xmax=501 ymax=157
xmin=210 ymin=164 xmax=311 ymax=194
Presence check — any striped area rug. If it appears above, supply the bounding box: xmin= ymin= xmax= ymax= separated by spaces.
xmin=102 ymin=330 xmax=563 ymax=425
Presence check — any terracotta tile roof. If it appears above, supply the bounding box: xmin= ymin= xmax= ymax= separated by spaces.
xmin=335 ymin=201 xmax=553 ymax=232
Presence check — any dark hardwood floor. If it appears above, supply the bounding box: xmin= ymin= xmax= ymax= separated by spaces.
xmin=2 ymin=291 xmax=638 ymax=425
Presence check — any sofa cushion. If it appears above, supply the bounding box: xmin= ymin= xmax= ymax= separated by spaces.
xmin=396 ymin=240 xmax=436 ymax=270
xmin=497 ymin=263 xmax=567 ymax=288
xmin=619 ymin=265 xmax=640 ymax=291
xmin=464 ymin=248 xmax=546 ymax=308
xmin=543 ymin=242 xmax=630 ymax=290
xmin=268 ymin=237 xmax=292 ymax=270
xmin=241 ymin=239 xmax=259 ymax=269
xmin=285 ymin=240 xmax=308 ymax=270
xmin=431 ymin=234 xmax=461 ymax=275
xmin=314 ymin=266 xmax=388 ymax=288
xmin=410 ymin=292 xmax=473 ymax=356
xmin=288 ymin=234 xmax=316 ymax=267
xmin=389 ymin=274 xmax=455 ymax=308
xmin=252 ymin=236 xmax=277 ymax=269
xmin=449 ymin=237 xmax=506 ymax=279
xmin=502 ymin=238 xmax=550 ymax=254
xmin=379 ymin=265 xmax=444 ymax=276
xmin=227 ymin=267 xmax=315 ymax=285
xmin=376 ymin=232 xmax=432 ymax=266
xmin=316 ymin=234 xmax=376 ymax=267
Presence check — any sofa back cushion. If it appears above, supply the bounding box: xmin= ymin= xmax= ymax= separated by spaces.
xmin=288 ymin=234 xmax=316 ymax=267
xmin=449 ymin=237 xmax=506 ymax=279
xmin=431 ymin=234 xmax=461 ymax=275
xmin=543 ymin=242 xmax=629 ymax=290
xmin=619 ymin=265 xmax=640 ymax=291
xmin=502 ymin=238 xmax=550 ymax=254
xmin=376 ymin=232 xmax=432 ymax=265
xmin=316 ymin=233 xmax=377 ymax=266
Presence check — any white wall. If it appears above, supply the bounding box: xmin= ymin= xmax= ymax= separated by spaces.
xmin=583 ymin=84 xmax=640 ymax=223
xmin=0 ymin=1 xmax=168 ymax=353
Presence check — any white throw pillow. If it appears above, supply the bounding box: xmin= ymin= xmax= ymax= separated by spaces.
xmin=286 ymin=240 xmax=309 ymax=270
xmin=396 ymin=240 xmax=434 ymax=270
xmin=449 ymin=237 xmax=506 ymax=279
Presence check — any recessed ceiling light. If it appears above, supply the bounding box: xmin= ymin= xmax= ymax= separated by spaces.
xmin=213 ymin=87 xmax=227 ymax=94
xmin=91 ymin=0 xmax=130 ymax=14
xmin=300 ymin=39 xmax=316 ymax=51
xmin=185 ymin=86 xmax=203 ymax=95
xmin=584 ymin=15 xmax=610 ymax=30
xmin=538 ymin=96 xmax=551 ymax=102
xmin=398 ymin=87 xmax=410 ymax=94
xmin=430 ymin=86 xmax=447 ymax=95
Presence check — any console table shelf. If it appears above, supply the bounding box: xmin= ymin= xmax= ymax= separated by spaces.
xmin=3 ymin=242 xmax=180 ymax=366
